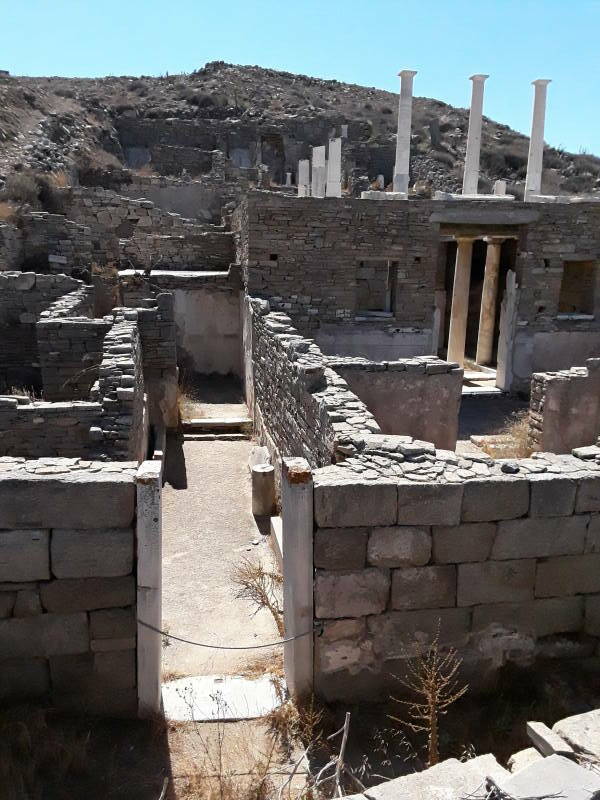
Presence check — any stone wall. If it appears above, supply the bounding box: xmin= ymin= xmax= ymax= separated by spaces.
xmin=0 ymin=459 xmax=138 ymax=715
xmin=0 ymin=399 xmax=101 ymax=458
xmin=0 ymin=223 xmax=23 ymax=271
xmin=329 ymin=355 xmax=463 ymax=450
xmin=247 ymin=297 xmax=379 ymax=471
xmin=90 ymin=311 xmax=148 ymax=461
xmin=19 ymin=212 xmax=93 ymax=275
xmin=121 ymin=270 xmax=240 ymax=380
xmin=136 ymin=295 xmax=178 ymax=429
xmin=0 ymin=272 xmax=83 ymax=392
xmin=529 ymin=359 xmax=600 ymax=453
xmin=311 ymin=441 xmax=600 ymax=701
xmin=120 ymin=229 xmax=234 ymax=271
xmin=37 ymin=293 xmax=111 ymax=401
xmin=2 ymin=305 xmax=151 ymax=461
xmin=234 ymin=192 xmax=438 ymax=334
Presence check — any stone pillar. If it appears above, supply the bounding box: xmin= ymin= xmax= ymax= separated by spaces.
xmin=326 ymin=137 xmax=342 ymax=197
xmin=311 ymin=146 xmax=326 ymax=198
xmin=476 ymin=237 xmax=505 ymax=365
xmin=136 ymin=460 xmax=162 ymax=717
xmin=447 ymin=237 xmax=476 ymax=367
xmin=297 ymin=159 xmax=310 ymax=197
xmin=285 ymin=172 xmax=292 ymax=187
xmin=525 ymin=79 xmax=551 ymax=200
xmin=393 ymin=69 xmax=417 ymax=194
xmin=251 ymin=464 xmax=275 ymax=516
xmin=462 ymin=74 xmax=489 ymax=195
xmin=282 ymin=457 xmax=313 ymax=698
xmin=493 ymin=179 xmax=507 ymax=196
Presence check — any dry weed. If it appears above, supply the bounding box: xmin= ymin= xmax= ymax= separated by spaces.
xmin=2 ymin=385 xmax=37 ymax=400
xmin=47 ymin=169 xmax=70 ymax=188
xmin=0 ymin=200 xmax=16 ymax=221
xmin=231 ymin=558 xmax=284 ymax=636
xmin=0 ymin=705 xmax=90 ymax=799
xmin=478 ymin=410 xmax=533 ymax=459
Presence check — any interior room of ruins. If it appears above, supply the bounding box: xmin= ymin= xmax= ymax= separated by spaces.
xmin=2 ymin=39 xmax=600 ymax=799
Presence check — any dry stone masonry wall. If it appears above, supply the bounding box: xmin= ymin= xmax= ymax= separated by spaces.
xmin=248 ymin=297 xmax=380 ymax=470
xmin=0 ymin=271 xmax=83 ymax=392
xmin=329 ymin=355 xmax=463 ymax=450
xmin=529 ymin=359 xmax=600 ymax=454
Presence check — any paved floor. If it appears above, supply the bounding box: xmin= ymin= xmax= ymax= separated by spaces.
xmin=161 ymin=437 xmax=281 ymax=678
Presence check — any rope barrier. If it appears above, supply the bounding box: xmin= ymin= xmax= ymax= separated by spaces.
xmin=138 ymin=618 xmax=322 ymax=650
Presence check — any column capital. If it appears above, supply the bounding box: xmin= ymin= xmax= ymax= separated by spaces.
xmin=532 ymin=78 xmax=551 ymax=87
xmin=483 ymin=236 xmax=507 ymax=245
xmin=469 ymin=74 xmax=489 ymax=82
xmin=398 ymin=69 xmax=418 ymax=79
xmin=454 ymin=235 xmax=477 ymax=245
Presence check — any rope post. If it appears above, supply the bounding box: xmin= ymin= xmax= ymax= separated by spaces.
xmin=282 ymin=457 xmax=314 ymax=698
xmin=136 ymin=460 xmax=162 ymax=717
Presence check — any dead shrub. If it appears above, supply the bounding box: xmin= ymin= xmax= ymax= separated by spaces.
xmin=231 ymin=558 xmax=284 ymax=636
xmin=390 ymin=627 xmax=468 ymax=767
xmin=2 ymin=172 xmax=40 ymax=206
xmin=1 ymin=170 xmax=64 ymax=212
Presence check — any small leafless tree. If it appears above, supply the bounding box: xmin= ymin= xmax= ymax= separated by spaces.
xmin=232 ymin=558 xmax=284 ymax=636
xmin=390 ymin=627 xmax=469 ymax=767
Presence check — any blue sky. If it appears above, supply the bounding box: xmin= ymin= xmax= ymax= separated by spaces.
xmin=2 ymin=0 xmax=599 ymax=155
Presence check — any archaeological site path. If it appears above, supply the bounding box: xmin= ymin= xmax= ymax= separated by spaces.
xmin=161 ymin=437 xmax=281 ymax=678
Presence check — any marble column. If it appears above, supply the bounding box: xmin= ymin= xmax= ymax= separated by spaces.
xmin=285 ymin=172 xmax=292 ymax=187
xmin=525 ymin=79 xmax=551 ymax=200
xmin=393 ymin=69 xmax=417 ymax=194
xmin=311 ymin=145 xmax=326 ymax=198
xmin=462 ymin=74 xmax=489 ymax=195
xmin=447 ymin=237 xmax=476 ymax=366
xmin=476 ymin=237 xmax=505 ymax=365
xmin=326 ymin=137 xmax=342 ymax=197
xmin=297 ymin=159 xmax=310 ymax=197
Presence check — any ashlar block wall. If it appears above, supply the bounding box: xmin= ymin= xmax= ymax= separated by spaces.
xmin=312 ymin=454 xmax=600 ymax=701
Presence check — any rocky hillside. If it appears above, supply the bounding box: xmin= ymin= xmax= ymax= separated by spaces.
xmin=1 ymin=61 xmax=599 ymax=197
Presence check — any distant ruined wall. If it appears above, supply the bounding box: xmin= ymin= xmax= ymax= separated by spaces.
xmin=329 ymin=356 xmax=463 ymax=451
xmin=0 ymin=272 xmax=83 ymax=392
xmin=529 ymin=359 xmax=600 ymax=453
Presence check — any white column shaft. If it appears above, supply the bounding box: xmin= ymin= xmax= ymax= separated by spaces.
xmin=462 ymin=74 xmax=489 ymax=195
xmin=476 ymin=237 xmax=504 ymax=365
xmin=311 ymin=145 xmax=326 ymax=198
xmin=297 ymin=159 xmax=310 ymax=197
xmin=326 ymin=138 xmax=342 ymax=197
xmin=447 ymin=238 xmax=475 ymax=367
xmin=525 ymin=79 xmax=551 ymax=199
xmin=393 ymin=70 xmax=417 ymax=194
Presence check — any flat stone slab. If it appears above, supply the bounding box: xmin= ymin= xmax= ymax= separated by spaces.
xmin=494 ymin=753 xmax=600 ymax=800
xmin=554 ymin=709 xmax=600 ymax=759
xmin=161 ymin=674 xmax=283 ymax=722
xmin=362 ymin=754 xmax=509 ymax=800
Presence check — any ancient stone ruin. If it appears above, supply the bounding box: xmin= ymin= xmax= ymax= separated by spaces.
xmin=1 ymin=62 xmax=600 ymax=795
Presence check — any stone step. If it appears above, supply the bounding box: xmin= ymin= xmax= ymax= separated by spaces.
xmin=182 ymin=417 xmax=253 ymax=434
xmin=183 ymin=433 xmax=251 ymax=442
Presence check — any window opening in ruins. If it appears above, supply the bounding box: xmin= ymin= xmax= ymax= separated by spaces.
xmin=356 ymin=259 xmax=397 ymax=315
xmin=558 ymin=260 xmax=597 ymax=316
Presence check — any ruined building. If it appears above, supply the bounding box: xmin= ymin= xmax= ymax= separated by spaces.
xmin=1 ymin=66 xmax=600 ymax=715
